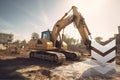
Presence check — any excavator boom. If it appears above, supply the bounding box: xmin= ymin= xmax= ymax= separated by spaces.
xmin=51 ymin=6 xmax=91 ymax=50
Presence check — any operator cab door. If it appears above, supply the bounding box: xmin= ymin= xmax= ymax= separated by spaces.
xmin=41 ymin=30 xmax=52 ymax=41
xmin=41 ymin=30 xmax=61 ymax=48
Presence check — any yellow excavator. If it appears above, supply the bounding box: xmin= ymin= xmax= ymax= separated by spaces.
xmin=28 ymin=6 xmax=91 ymax=64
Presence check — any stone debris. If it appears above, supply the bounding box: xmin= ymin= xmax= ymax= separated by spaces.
xmin=16 ymin=65 xmax=41 ymax=73
xmin=0 ymin=44 xmax=6 ymax=50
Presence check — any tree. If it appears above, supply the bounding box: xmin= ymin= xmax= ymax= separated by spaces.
xmin=13 ymin=40 xmax=20 ymax=47
xmin=63 ymin=35 xmax=81 ymax=51
xmin=20 ymin=40 xmax=27 ymax=48
xmin=95 ymin=37 xmax=103 ymax=43
xmin=31 ymin=32 xmax=39 ymax=39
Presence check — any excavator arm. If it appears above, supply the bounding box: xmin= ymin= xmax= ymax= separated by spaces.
xmin=51 ymin=6 xmax=91 ymax=50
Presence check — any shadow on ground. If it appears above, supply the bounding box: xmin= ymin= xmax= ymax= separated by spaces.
xmin=0 ymin=57 xmax=58 ymax=79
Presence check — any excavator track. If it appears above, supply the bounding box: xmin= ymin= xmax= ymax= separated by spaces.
xmin=29 ymin=50 xmax=66 ymax=64
xmin=58 ymin=50 xmax=81 ymax=60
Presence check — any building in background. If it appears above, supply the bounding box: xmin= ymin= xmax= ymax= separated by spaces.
xmin=0 ymin=33 xmax=13 ymax=44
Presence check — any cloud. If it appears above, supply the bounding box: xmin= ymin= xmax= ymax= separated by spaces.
xmin=27 ymin=21 xmax=40 ymax=30
xmin=14 ymin=3 xmax=52 ymax=31
xmin=40 ymin=11 xmax=49 ymax=25
xmin=0 ymin=17 xmax=15 ymax=29
xmin=38 ymin=11 xmax=51 ymax=28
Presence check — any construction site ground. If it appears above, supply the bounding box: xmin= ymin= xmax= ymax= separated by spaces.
xmin=0 ymin=51 xmax=120 ymax=80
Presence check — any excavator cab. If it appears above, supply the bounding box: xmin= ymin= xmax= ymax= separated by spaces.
xmin=41 ymin=30 xmax=67 ymax=50
xmin=41 ymin=30 xmax=52 ymax=41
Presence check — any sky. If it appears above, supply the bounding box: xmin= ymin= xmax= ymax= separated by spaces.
xmin=0 ymin=0 xmax=120 ymax=41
